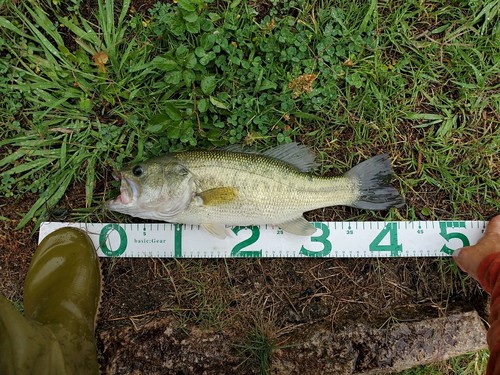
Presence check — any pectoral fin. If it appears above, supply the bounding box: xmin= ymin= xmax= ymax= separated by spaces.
xmin=201 ymin=223 xmax=229 ymax=239
xmin=278 ymin=217 xmax=317 ymax=236
xmin=198 ymin=187 xmax=238 ymax=206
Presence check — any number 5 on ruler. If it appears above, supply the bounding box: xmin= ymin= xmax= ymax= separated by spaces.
xmin=439 ymin=222 xmax=470 ymax=255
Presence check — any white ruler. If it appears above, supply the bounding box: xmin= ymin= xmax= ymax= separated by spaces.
xmin=38 ymin=221 xmax=486 ymax=258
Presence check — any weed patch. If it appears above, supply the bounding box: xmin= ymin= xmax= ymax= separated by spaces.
xmin=1 ymin=0 xmax=498 ymax=226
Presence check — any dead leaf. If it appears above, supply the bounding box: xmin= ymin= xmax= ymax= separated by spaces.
xmin=343 ymin=58 xmax=354 ymax=67
xmin=92 ymin=51 xmax=109 ymax=73
xmin=288 ymin=74 xmax=317 ymax=98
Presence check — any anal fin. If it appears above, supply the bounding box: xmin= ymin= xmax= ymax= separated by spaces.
xmin=278 ymin=217 xmax=317 ymax=236
xmin=202 ymin=223 xmax=229 ymax=239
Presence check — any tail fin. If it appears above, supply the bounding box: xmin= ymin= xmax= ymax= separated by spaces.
xmin=344 ymin=154 xmax=404 ymax=210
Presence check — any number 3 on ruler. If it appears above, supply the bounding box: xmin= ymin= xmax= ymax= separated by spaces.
xmin=300 ymin=223 xmax=332 ymax=257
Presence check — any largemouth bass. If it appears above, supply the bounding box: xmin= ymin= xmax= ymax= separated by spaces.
xmin=107 ymin=143 xmax=404 ymax=238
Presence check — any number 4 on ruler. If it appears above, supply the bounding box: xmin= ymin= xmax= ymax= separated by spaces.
xmin=369 ymin=223 xmax=403 ymax=257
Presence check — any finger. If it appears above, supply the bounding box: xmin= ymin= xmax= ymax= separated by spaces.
xmin=453 ymin=215 xmax=500 ymax=280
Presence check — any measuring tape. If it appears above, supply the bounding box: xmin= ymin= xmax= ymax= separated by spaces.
xmin=39 ymin=221 xmax=486 ymax=258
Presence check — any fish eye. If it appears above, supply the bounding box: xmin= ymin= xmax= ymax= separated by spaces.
xmin=132 ymin=165 xmax=144 ymax=177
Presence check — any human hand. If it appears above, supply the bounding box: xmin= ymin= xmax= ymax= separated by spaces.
xmin=453 ymin=215 xmax=500 ymax=281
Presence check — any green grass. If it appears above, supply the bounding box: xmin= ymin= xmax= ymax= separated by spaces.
xmin=0 ymin=0 xmax=497 ymax=229
xmin=236 ymin=325 xmax=283 ymax=375
xmin=1 ymin=0 xmax=498 ymax=226
xmin=397 ymin=350 xmax=489 ymax=375
xmin=0 ymin=0 xmax=499 ymax=372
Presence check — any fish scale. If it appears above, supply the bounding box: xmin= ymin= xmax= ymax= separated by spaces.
xmin=174 ymin=151 xmax=358 ymax=225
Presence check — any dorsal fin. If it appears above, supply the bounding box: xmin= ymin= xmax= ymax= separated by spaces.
xmin=262 ymin=143 xmax=318 ymax=172
xmin=222 ymin=143 xmax=318 ymax=172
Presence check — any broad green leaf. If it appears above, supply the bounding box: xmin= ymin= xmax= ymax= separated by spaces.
xmin=79 ymin=97 xmax=93 ymax=112
xmin=177 ymin=0 xmax=196 ymax=12
xmin=183 ymin=12 xmax=198 ymax=23
xmin=170 ymin=18 xmax=186 ymax=36
xmin=186 ymin=20 xmax=201 ymax=34
xmin=164 ymin=103 xmax=183 ymax=121
xmin=257 ymin=79 xmax=277 ymax=92
xmin=200 ymin=33 xmax=216 ymax=50
xmin=152 ymin=57 xmax=180 ymax=71
xmin=209 ymin=96 xmax=229 ymax=109
xmin=201 ymin=76 xmax=216 ymax=95
xmin=208 ymin=13 xmax=222 ymax=22
xmin=185 ymin=53 xmax=197 ymax=69
xmin=195 ymin=47 xmax=206 ymax=57
xmin=197 ymin=98 xmax=208 ymax=113
xmin=199 ymin=51 xmax=216 ymax=65
xmin=149 ymin=113 xmax=170 ymax=125
xmin=175 ymin=45 xmax=189 ymax=59
xmin=166 ymin=123 xmax=181 ymax=139
xmin=145 ymin=123 xmax=166 ymax=133
xmin=183 ymin=70 xmax=196 ymax=86
xmin=230 ymin=0 xmax=242 ymax=8
xmin=166 ymin=70 xmax=183 ymax=85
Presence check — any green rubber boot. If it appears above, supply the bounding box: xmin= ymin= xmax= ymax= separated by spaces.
xmin=0 ymin=228 xmax=101 ymax=374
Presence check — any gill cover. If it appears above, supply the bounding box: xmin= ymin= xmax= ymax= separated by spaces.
xmin=108 ymin=157 xmax=196 ymax=221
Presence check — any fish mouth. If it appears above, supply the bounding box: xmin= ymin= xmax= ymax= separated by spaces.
xmin=107 ymin=172 xmax=138 ymax=207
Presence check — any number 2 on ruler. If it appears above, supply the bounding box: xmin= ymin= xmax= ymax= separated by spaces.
xmin=231 ymin=226 xmax=262 ymax=257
